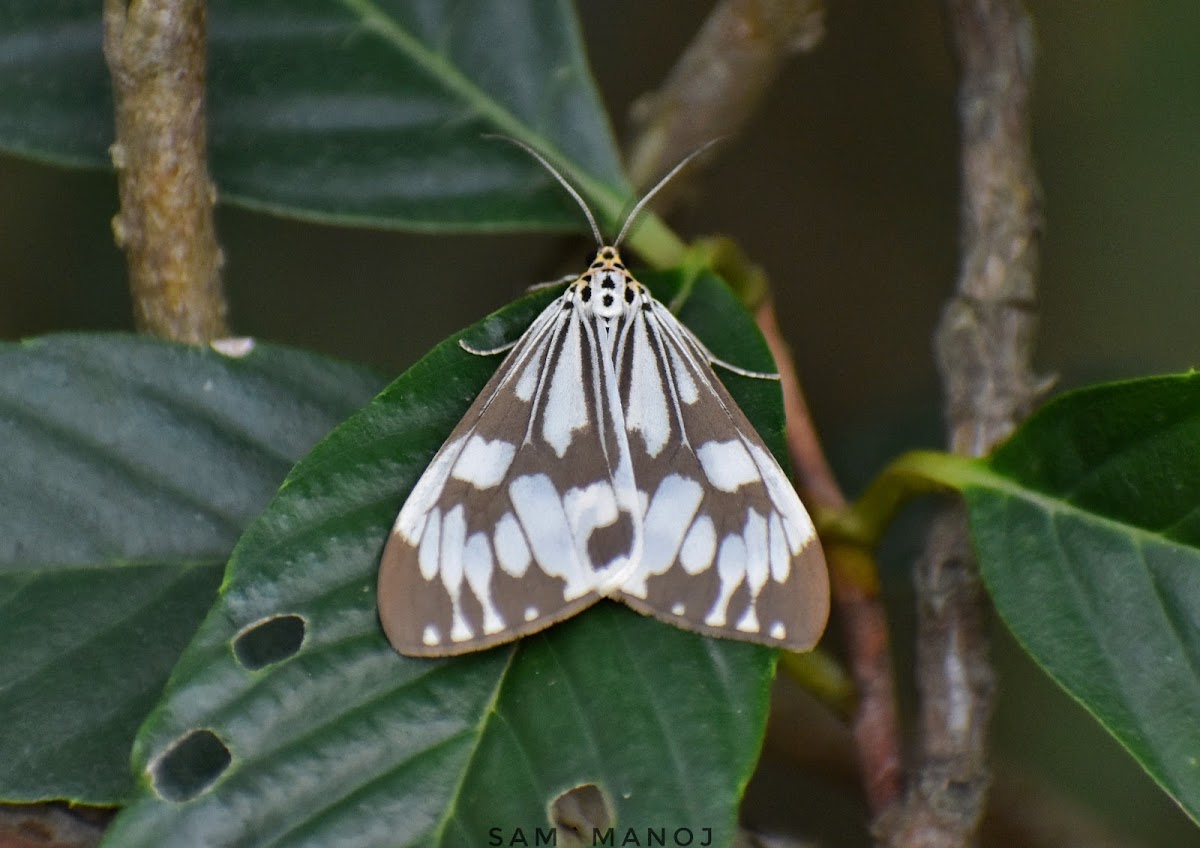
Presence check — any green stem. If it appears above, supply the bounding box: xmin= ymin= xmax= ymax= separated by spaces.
xmin=823 ymin=450 xmax=985 ymax=548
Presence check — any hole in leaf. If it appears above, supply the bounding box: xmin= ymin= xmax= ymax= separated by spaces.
xmin=232 ymin=614 xmax=306 ymax=670
xmin=150 ymin=729 xmax=231 ymax=801
xmin=549 ymin=783 xmax=613 ymax=847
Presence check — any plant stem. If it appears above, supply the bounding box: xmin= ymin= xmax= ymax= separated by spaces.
xmin=756 ymin=299 xmax=906 ymax=818
xmin=822 ymin=450 xmax=972 ymax=548
xmin=624 ymin=2 xmax=825 ymax=270
xmin=882 ymin=1 xmax=1045 ymax=845
xmin=103 ymin=0 xmax=229 ymax=343
xmin=626 ymin=0 xmax=825 ymax=199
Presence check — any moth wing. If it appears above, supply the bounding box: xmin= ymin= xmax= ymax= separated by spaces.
xmin=613 ymin=301 xmax=830 ymax=651
xmin=378 ymin=296 xmax=640 ymax=656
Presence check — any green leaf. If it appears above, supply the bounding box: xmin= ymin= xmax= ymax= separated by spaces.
xmin=891 ymin=375 xmax=1200 ymax=824
xmin=0 ymin=0 xmax=629 ymax=232
xmin=0 ymin=335 xmax=384 ymax=804
xmin=101 ymin=269 xmax=785 ymax=847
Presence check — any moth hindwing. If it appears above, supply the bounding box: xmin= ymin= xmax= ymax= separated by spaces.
xmin=377 ymin=249 xmax=830 ymax=657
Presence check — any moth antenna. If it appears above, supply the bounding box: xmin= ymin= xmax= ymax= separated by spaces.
xmin=484 ymin=134 xmax=604 ymax=247
xmin=614 ymin=137 xmax=725 ymax=249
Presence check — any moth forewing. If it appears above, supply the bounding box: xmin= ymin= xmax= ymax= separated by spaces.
xmin=609 ymin=292 xmax=829 ymax=652
xmin=377 ymin=279 xmax=642 ymax=657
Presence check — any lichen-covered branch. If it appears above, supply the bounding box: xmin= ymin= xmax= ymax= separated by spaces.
xmin=938 ymin=0 xmax=1044 ymax=456
xmin=103 ymin=0 xmax=228 ymax=343
xmin=882 ymin=2 xmax=1043 ymax=846
xmin=626 ymin=0 xmax=824 ymax=195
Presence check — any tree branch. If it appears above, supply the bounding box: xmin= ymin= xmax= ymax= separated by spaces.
xmin=103 ymin=0 xmax=228 ymax=343
xmin=882 ymin=2 xmax=1044 ymax=846
xmin=626 ymin=0 xmax=824 ymax=196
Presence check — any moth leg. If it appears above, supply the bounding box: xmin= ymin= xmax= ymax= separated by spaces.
xmin=525 ymin=273 xmax=579 ymax=293
xmin=662 ymin=304 xmax=780 ymax=381
xmin=708 ymin=353 xmax=780 ymax=381
xmin=459 ymin=337 xmax=519 ymax=357
xmin=462 ymin=276 xmax=576 ymax=355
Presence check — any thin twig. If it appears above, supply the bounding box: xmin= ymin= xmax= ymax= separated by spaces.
xmin=103 ymin=0 xmax=228 ymax=343
xmin=626 ymin=0 xmax=825 ymax=197
xmin=757 ymin=299 xmax=905 ymax=818
xmin=685 ymin=166 xmax=907 ymax=824
xmin=882 ymin=2 xmax=1043 ymax=846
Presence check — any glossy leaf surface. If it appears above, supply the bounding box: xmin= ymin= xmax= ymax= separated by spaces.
xmin=958 ymin=375 xmax=1200 ymax=824
xmin=101 ymin=270 xmax=788 ymax=846
xmin=0 ymin=0 xmax=629 ymax=231
xmin=0 ymin=335 xmax=384 ymax=803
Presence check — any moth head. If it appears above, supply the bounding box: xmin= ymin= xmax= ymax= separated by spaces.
xmin=580 ymin=245 xmax=637 ymax=319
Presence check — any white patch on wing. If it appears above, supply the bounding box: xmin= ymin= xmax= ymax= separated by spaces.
xmin=679 ymin=514 xmax=717 ymax=575
xmin=770 ymin=622 xmax=787 ymax=640
xmin=417 ymin=507 xmax=441 ymax=581
xmin=451 ymin=435 xmax=516 ymax=489
xmin=439 ymin=505 xmax=473 ymax=643
xmin=562 ymin=481 xmax=618 ymax=535
xmin=743 ymin=510 xmax=769 ymax=594
xmin=422 ymin=624 xmax=440 ymax=646
xmin=563 ymin=481 xmax=617 ymax=540
xmin=667 ymin=343 xmax=698 ymax=404
xmin=671 ymin=602 xmax=686 ymax=616
xmin=706 ymin=533 xmax=747 ymax=627
xmin=696 ymin=439 xmax=759 ymax=492
xmin=736 ymin=510 xmax=768 ymax=633
xmin=542 ymin=313 xmax=590 ymax=456
xmin=768 ymin=512 xmax=790 ymax=583
xmin=510 ymin=474 xmax=592 ymax=600
xmin=524 ymin=606 xmax=539 ymax=621
xmin=621 ymin=474 xmax=704 ymax=598
xmin=493 ymin=512 xmax=531 ymax=577
xmin=625 ymin=315 xmax=671 ymax=456
xmin=735 ymin=609 xmax=759 ymax=633
xmin=745 ymin=440 xmax=815 ymax=552
xmin=463 ymin=532 xmax=504 ymax=635
xmin=394 ymin=435 xmax=467 ymax=542
xmin=515 ymin=350 xmax=542 ymax=401
xmin=564 ymin=481 xmax=630 ymax=593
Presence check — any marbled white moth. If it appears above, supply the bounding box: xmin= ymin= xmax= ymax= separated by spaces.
xmin=378 ymin=141 xmax=829 ymax=656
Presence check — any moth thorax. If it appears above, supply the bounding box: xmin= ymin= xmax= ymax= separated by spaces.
xmin=592 ymin=268 xmax=627 ymax=319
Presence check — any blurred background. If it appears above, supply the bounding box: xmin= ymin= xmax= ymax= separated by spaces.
xmin=1 ymin=1 xmax=1197 ymax=845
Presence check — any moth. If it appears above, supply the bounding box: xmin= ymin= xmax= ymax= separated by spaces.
xmin=378 ymin=141 xmax=829 ymax=657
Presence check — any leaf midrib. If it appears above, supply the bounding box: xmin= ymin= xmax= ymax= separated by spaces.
xmin=927 ymin=454 xmax=1200 ymax=555
xmin=431 ymin=645 xmax=518 ymax=847
xmin=335 ymin=0 xmax=629 ymax=227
